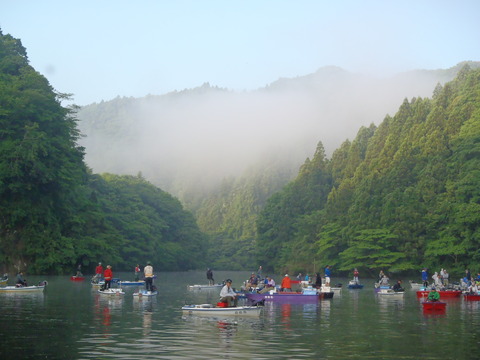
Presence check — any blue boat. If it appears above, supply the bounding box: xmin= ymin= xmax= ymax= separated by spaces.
xmin=348 ymin=280 xmax=364 ymax=289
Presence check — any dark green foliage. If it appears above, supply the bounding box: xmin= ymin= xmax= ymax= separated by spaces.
xmin=0 ymin=30 xmax=206 ymax=274
xmin=257 ymin=65 xmax=480 ymax=275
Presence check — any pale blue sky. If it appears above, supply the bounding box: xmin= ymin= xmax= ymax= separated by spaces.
xmin=2 ymin=0 xmax=480 ymax=105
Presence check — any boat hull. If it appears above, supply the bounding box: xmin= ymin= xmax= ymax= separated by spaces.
xmin=70 ymin=276 xmax=85 ymax=282
xmin=422 ymin=301 xmax=446 ymax=311
xmin=98 ymin=289 xmax=125 ymax=296
xmin=416 ymin=290 xmax=461 ymax=298
xmin=133 ymin=290 xmax=158 ymax=297
xmin=182 ymin=304 xmax=262 ymax=316
xmin=245 ymin=292 xmax=321 ymax=303
xmin=119 ymin=281 xmax=145 ymax=286
xmin=188 ymin=284 xmax=223 ymax=290
xmin=348 ymin=284 xmax=364 ymax=289
xmin=464 ymin=294 xmax=480 ymax=301
xmin=0 ymin=285 xmax=46 ymax=293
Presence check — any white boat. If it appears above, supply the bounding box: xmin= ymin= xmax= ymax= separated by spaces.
xmin=187 ymin=284 xmax=224 ymax=290
xmin=98 ymin=288 xmax=125 ymax=296
xmin=182 ymin=304 xmax=262 ymax=316
xmin=0 ymin=282 xmax=47 ymax=293
xmin=133 ymin=289 xmax=158 ymax=297
xmin=409 ymin=280 xmax=424 ymax=290
xmin=377 ymin=288 xmax=405 ymax=296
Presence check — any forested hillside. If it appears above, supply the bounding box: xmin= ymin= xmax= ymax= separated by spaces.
xmin=257 ymin=65 xmax=480 ymax=276
xmin=0 ymin=30 xmax=206 ymax=274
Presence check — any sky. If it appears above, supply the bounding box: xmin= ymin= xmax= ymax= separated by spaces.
xmin=2 ymin=0 xmax=480 ymax=106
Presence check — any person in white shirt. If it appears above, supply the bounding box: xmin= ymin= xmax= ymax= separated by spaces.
xmin=144 ymin=261 xmax=154 ymax=292
xmin=219 ymin=279 xmax=237 ymax=307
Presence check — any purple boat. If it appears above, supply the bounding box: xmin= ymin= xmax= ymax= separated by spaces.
xmin=245 ymin=288 xmax=331 ymax=304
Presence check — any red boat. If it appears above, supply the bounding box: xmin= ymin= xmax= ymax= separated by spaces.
xmin=416 ymin=290 xmax=461 ymax=298
xmin=464 ymin=293 xmax=480 ymax=301
xmin=422 ymin=301 xmax=446 ymax=311
xmin=70 ymin=276 xmax=85 ymax=282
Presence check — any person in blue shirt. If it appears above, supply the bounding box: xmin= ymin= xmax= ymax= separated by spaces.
xmin=422 ymin=268 xmax=428 ymax=288
xmin=324 ymin=265 xmax=331 ymax=286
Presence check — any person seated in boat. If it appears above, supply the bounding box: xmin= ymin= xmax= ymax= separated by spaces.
xmin=280 ymin=274 xmax=292 ymax=292
xmin=206 ymin=268 xmax=214 ymax=285
xmin=468 ymin=282 xmax=479 ymax=295
xmin=353 ymin=268 xmax=359 ymax=283
xmin=296 ymin=273 xmax=303 ymax=281
xmin=259 ymin=276 xmax=276 ymax=293
xmin=246 ymin=273 xmax=258 ymax=290
xmin=304 ymin=274 xmax=309 ymax=282
xmin=379 ymin=274 xmax=389 ymax=286
xmin=427 ymin=287 xmax=440 ymax=302
xmin=219 ymin=279 xmax=238 ymax=307
xmin=314 ymin=272 xmax=322 ymax=289
xmin=103 ymin=265 xmax=113 ymax=290
xmin=144 ymin=261 xmax=154 ymax=292
xmin=16 ymin=272 xmax=27 ymax=287
xmin=432 ymin=272 xmax=443 ymax=288
xmin=392 ymin=280 xmax=404 ymax=292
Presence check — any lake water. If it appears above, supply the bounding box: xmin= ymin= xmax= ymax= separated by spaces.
xmin=1 ymin=271 xmax=479 ymax=360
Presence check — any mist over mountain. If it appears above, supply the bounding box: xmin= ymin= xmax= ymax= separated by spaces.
xmin=76 ymin=62 xmax=479 ymax=203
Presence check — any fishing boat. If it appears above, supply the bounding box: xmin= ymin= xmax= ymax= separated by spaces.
xmin=182 ymin=304 xmax=262 ymax=317
xmin=377 ymin=288 xmax=405 ymax=297
xmin=70 ymin=276 xmax=85 ymax=282
xmin=416 ymin=290 xmax=462 ymax=298
xmin=463 ymin=293 xmax=480 ymax=301
xmin=0 ymin=281 xmax=47 ymax=293
xmin=409 ymin=280 xmax=424 ymax=290
xmin=348 ymin=280 xmax=364 ymax=289
xmin=133 ymin=289 xmax=158 ymax=297
xmin=422 ymin=301 xmax=446 ymax=311
xmin=98 ymin=288 xmax=125 ymax=296
xmin=187 ymin=284 xmax=224 ymax=290
xmin=245 ymin=287 xmax=324 ymax=304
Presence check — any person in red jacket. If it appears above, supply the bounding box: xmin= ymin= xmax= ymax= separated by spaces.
xmin=103 ymin=265 xmax=113 ymax=290
xmin=281 ymin=274 xmax=292 ymax=292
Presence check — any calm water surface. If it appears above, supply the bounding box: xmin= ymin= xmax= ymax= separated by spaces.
xmin=1 ymin=271 xmax=480 ymax=359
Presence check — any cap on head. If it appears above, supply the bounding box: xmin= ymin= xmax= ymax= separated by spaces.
xmin=99 ymin=262 xmax=101 ymax=265
xmin=226 ymin=279 xmax=232 ymax=283
xmin=285 ymin=274 xmax=289 ymax=277
xmin=147 ymin=261 xmax=151 ymax=265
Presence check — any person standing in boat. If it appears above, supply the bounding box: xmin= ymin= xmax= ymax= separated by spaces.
xmin=378 ymin=270 xmax=385 ymax=282
xmin=16 ymin=271 xmax=27 ymax=287
xmin=324 ymin=266 xmax=331 ymax=287
xmin=281 ymin=274 xmax=292 ymax=292
xmin=94 ymin=262 xmax=103 ymax=282
xmin=144 ymin=261 xmax=154 ymax=292
xmin=427 ymin=287 xmax=440 ymax=302
xmin=103 ymin=265 xmax=113 ymax=290
xmin=421 ymin=268 xmax=429 ymax=288
xmin=206 ymin=268 xmax=214 ymax=285
xmin=76 ymin=264 xmax=83 ymax=277
xmin=353 ymin=268 xmax=359 ymax=283
xmin=219 ymin=279 xmax=238 ymax=307
xmin=135 ymin=264 xmax=141 ymax=281
xmin=314 ymin=272 xmax=322 ymax=289
xmin=257 ymin=266 xmax=263 ymax=280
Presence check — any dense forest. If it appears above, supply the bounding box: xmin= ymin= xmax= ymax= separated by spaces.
xmin=0 ymin=30 xmax=206 ymax=274
xmin=257 ymin=65 xmax=480 ymax=277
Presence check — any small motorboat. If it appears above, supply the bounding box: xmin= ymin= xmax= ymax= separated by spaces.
xmin=377 ymin=288 xmax=405 ymax=296
xmin=348 ymin=280 xmax=364 ymax=289
xmin=409 ymin=280 xmax=424 ymax=290
xmin=416 ymin=290 xmax=462 ymax=298
xmin=182 ymin=304 xmax=262 ymax=317
xmin=463 ymin=293 xmax=480 ymax=301
xmin=0 ymin=281 xmax=47 ymax=293
xmin=422 ymin=301 xmax=446 ymax=311
xmin=246 ymin=287 xmax=324 ymax=303
xmin=70 ymin=276 xmax=85 ymax=282
xmin=187 ymin=284 xmax=224 ymax=290
xmin=133 ymin=289 xmax=158 ymax=297
xmin=98 ymin=288 xmax=125 ymax=296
